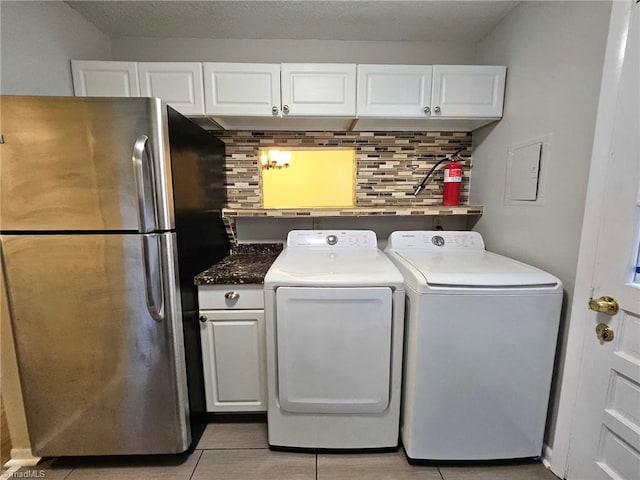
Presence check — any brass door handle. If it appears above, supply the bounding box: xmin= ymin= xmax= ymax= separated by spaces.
xmin=596 ymin=323 xmax=614 ymax=342
xmin=588 ymin=296 xmax=619 ymax=315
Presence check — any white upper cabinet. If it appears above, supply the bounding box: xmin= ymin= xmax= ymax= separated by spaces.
xmin=202 ymin=63 xmax=357 ymax=120
xmin=357 ymin=65 xmax=433 ymax=117
xmin=281 ymin=64 xmax=357 ymax=116
xmin=356 ymin=64 xmax=506 ymax=119
xmin=431 ymin=65 xmax=506 ymax=118
xmin=72 ymin=60 xmax=205 ymax=116
xmin=203 ymin=63 xmax=281 ymax=116
xmin=71 ymin=60 xmax=506 ymax=131
xmin=138 ymin=62 xmax=205 ymax=115
xmin=72 ymin=60 xmax=140 ymax=97
xmin=353 ymin=64 xmax=506 ymax=131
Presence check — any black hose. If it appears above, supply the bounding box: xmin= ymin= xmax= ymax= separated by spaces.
xmin=413 ymin=150 xmax=462 ymax=196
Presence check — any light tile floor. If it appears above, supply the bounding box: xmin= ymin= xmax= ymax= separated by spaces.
xmin=2 ymin=422 xmax=560 ymax=480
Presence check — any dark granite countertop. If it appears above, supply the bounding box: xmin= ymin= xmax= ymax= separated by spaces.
xmin=194 ymin=243 xmax=284 ymax=286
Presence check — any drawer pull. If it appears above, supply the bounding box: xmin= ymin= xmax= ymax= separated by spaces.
xmin=199 ymin=315 xmax=208 ymax=323
xmin=225 ymin=291 xmax=240 ymax=300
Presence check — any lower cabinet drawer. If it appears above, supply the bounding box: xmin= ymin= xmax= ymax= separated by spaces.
xmin=198 ymin=285 xmax=264 ymax=310
xmin=199 ymin=309 xmax=267 ymax=412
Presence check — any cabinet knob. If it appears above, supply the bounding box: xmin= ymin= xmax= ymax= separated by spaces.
xmin=424 ymin=106 xmax=430 ymax=114
xmin=225 ymin=291 xmax=240 ymax=300
xmin=434 ymin=106 xmax=441 ymax=114
xmin=272 ymin=106 xmax=278 ymax=114
xmin=282 ymin=105 xmax=290 ymax=114
xmin=199 ymin=315 xmax=208 ymax=323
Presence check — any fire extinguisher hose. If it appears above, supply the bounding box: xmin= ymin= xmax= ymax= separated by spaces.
xmin=413 ymin=150 xmax=462 ymax=196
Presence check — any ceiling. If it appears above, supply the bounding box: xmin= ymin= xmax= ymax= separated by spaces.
xmin=66 ymin=1 xmax=520 ymax=42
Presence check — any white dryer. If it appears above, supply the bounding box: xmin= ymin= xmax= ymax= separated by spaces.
xmin=385 ymin=231 xmax=562 ymax=461
xmin=264 ymin=230 xmax=405 ymax=449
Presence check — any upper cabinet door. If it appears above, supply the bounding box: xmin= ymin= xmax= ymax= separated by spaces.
xmin=203 ymin=63 xmax=281 ymax=116
xmin=138 ymin=63 xmax=205 ymax=115
xmin=357 ymin=65 xmax=433 ymax=117
xmin=281 ymin=64 xmax=357 ymax=116
xmin=431 ymin=65 xmax=506 ymax=118
xmin=72 ymin=61 xmax=140 ymax=97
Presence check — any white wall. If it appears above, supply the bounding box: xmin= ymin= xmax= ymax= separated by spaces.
xmin=0 ymin=0 xmax=111 ymax=95
xmin=111 ymin=37 xmax=475 ymax=64
xmin=470 ymin=0 xmax=611 ymax=448
xmin=234 ymin=216 xmax=470 ymax=247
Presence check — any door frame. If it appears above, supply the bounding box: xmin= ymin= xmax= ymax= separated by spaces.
xmin=550 ymin=0 xmax=636 ymax=477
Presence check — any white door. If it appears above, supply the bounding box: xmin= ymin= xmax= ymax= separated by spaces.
xmin=431 ymin=65 xmax=505 ymax=118
xmin=202 ymin=63 xmax=281 ymax=116
xmin=275 ymin=287 xmax=392 ymax=414
xmin=200 ymin=309 xmax=267 ymax=412
xmin=138 ymin=63 xmax=205 ymax=115
xmin=281 ymin=63 xmax=357 ymax=116
xmin=356 ymin=65 xmax=433 ymax=117
xmin=566 ymin=3 xmax=640 ymax=479
xmin=71 ymin=60 xmax=140 ymax=97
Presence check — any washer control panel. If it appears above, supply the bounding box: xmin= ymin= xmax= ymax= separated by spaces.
xmin=387 ymin=231 xmax=485 ymax=251
xmin=287 ymin=230 xmax=377 ymax=249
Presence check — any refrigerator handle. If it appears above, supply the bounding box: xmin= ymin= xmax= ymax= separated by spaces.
xmin=132 ymin=135 xmax=158 ymax=234
xmin=142 ymin=235 xmax=164 ymax=322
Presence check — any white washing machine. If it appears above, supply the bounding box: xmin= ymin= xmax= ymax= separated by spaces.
xmin=385 ymin=231 xmax=563 ymax=461
xmin=264 ymin=230 xmax=405 ymax=449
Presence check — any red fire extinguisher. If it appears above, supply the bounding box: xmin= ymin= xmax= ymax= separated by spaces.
xmin=442 ymin=158 xmax=463 ymax=206
xmin=413 ymin=150 xmax=463 ymax=206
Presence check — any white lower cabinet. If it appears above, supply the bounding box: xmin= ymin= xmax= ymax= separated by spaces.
xmin=199 ymin=286 xmax=267 ymax=412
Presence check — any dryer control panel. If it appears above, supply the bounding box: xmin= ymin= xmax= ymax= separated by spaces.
xmin=387 ymin=231 xmax=485 ymax=251
xmin=287 ymin=230 xmax=377 ymax=249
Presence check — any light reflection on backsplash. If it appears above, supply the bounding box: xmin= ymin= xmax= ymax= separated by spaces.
xmin=212 ymin=131 xmax=472 ymax=209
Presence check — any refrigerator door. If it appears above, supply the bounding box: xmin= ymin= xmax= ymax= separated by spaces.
xmin=0 ymin=232 xmax=190 ymax=456
xmin=0 ymin=96 xmax=174 ymax=232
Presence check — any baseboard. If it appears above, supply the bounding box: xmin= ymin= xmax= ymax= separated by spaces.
xmin=541 ymin=443 xmax=552 ymax=469
xmin=2 ymin=448 xmax=40 ymax=468
xmin=0 ymin=465 xmax=20 ymax=480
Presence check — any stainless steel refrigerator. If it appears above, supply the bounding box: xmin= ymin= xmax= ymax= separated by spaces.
xmin=0 ymin=96 xmax=230 ymax=456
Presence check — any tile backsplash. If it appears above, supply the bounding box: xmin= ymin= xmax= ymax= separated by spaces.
xmin=213 ymin=131 xmax=472 ymax=209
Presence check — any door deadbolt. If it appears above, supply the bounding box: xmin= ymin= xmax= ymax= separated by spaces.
xmin=595 ymin=323 xmax=614 ymax=342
